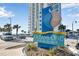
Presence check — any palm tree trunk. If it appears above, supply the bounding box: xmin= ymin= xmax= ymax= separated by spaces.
xmin=16 ymin=28 xmax=18 ymax=38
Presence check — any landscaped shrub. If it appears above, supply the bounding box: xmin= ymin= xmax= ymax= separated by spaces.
xmin=47 ymin=48 xmax=57 ymax=56
xmin=26 ymin=43 xmax=37 ymax=51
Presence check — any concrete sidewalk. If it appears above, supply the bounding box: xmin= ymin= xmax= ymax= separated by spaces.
xmin=0 ymin=39 xmax=25 ymax=56
xmin=0 ymin=47 xmax=24 ymax=56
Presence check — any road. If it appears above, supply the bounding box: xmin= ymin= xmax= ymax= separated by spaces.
xmin=0 ymin=39 xmax=26 ymax=56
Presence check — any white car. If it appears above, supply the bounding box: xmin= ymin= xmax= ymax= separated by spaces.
xmin=1 ymin=32 xmax=14 ymax=41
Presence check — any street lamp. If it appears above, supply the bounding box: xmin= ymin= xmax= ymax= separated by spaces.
xmin=72 ymin=21 xmax=73 ymax=32
xmin=72 ymin=20 xmax=77 ymax=35
xmin=8 ymin=17 xmax=12 ymax=33
xmin=8 ymin=17 xmax=11 ymax=25
xmin=72 ymin=20 xmax=79 ymax=44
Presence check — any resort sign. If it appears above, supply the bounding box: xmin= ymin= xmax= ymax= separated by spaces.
xmin=33 ymin=31 xmax=65 ymax=48
xmin=33 ymin=4 xmax=65 ymax=49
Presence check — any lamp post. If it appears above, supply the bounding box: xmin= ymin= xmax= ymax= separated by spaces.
xmin=8 ymin=17 xmax=12 ymax=33
xmin=72 ymin=20 xmax=79 ymax=44
xmin=72 ymin=20 xmax=77 ymax=35
xmin=72 ymin=21 xmax=74 ymax=36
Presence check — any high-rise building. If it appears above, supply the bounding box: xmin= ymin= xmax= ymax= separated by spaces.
xmin=28 ymin=3 xmax=61 ymax=35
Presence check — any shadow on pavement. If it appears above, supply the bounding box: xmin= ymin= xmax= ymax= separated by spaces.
xmin=5 ymin=44 xmax=25 ymax=50
xmin=5 ymin=39 xmax=27 ymax=43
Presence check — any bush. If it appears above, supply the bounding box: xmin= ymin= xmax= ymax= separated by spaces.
xmin=47 ymin=48 xmax=57 ymax=56
xmin=26 ymin=43 xmax=37 ymax=51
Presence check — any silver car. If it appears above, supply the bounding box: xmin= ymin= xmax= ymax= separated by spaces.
xmin=1 ymin=32 xmax=14 ymax=41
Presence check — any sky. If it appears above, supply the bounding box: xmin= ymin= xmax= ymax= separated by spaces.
xmin=61 ymin=3 xmax=79 ymax=31
xmin=0 ymin=3 xmax=29 ymax=34
xmin=0 ymin=3 xmax=79 ymax=34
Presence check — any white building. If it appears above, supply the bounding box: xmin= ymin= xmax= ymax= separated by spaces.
xmin=28 ymin=3 xmax=61 ymax=35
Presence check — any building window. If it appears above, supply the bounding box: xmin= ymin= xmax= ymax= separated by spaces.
xmin=40 ymin=20 xmax=42 ymax=22
xmin=40 ymin=16 xmax=41 ymax=18
xmin=32 ymin=16 xmax=34 ymax=19
xmin=40 ymin=28 xmax=42 ymax=30
xmin=40 ymin=12 xmax=41 ymax=14
xmin=40 ymin=24 xmax=42 ymax=26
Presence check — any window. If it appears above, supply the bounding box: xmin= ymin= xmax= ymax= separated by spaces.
xmin=40 ymin=20 xmax=42 ymax=22
xmin=40 ymin=16 xmax=41 ymax=18
xmin=40 ymin=28 xmax=42 ymax=30
xmin=40 ymin=24 xmax=42 ymax=26
xmin=40 ymin=12 xmax=41 ymax=14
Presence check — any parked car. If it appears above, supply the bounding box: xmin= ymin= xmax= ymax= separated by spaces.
xmin=18 ymin=34 xmax=26 ymax=39
xmin=1 ymin=32 xmax=14 ymax=41
xmin=76 ymin=43 xmax=79 ymax=50
xmin=68 ymin=35 xmax=78 ymax=39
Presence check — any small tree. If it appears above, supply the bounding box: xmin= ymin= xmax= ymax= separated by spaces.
xmin=21 ymin=30 xmax=26 ymax=34
xmin=0 ymin=27 xmax=2 ymax=32
xmin=4 ymin=24 xmax=12 ymax=32
xmin=58 ymin=24 xmax=66 ymax=32
xmin=65 ymin=29 xmax=71 ymax=38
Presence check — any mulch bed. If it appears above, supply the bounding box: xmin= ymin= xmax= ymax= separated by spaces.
xmin=24 ymin=46 xmax=75 ymax=56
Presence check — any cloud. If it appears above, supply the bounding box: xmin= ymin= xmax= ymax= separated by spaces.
xmin=62 ymin=3 xmax=79 ymax=17
xmin=67 ymin=13 xmax=79 ymax=17
xmin=61 ymin=3 xmax=79 ymax=9
xmin=0 ymin=6 xmax=15 ymax=18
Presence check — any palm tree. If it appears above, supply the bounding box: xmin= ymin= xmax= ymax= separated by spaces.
xmin=4 ymin=24 xmax=11 ymax=32
xmin=58 ymin=24 xmax=66 ymax=32
xmin=28 ymin=30 xmax=30 ymax=34
xmin=13 ymin=24 xmax=21 ymax=35
xmin=0 ymin=27 xmax=5 ymax=32
xmin=21 ymin=30 xmax=26 ymax=34
xmin=0 ymin=27 xmax=2 ymax=32
xmin=24 ymin=31 xmax=26 ymax=34
xmin=21 ymin=30 xmax=24 ymax=33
